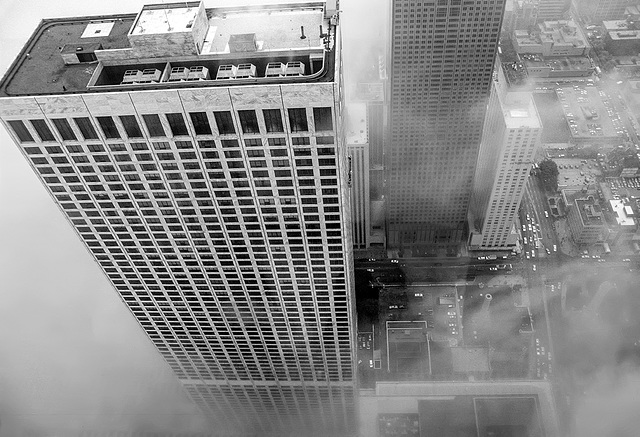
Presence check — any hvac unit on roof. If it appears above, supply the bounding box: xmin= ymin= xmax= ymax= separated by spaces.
xmin=137 ymin=69 xmax=162 ymax=83
xmin=235 ymin=64 xmax=256 ymax=79
xmin=284 ymin=61 xmax=305 ymax=76
xmin=216 ymin=65 xmax=237 ymax=79
xmin=187 ymin=66 xmax=209 ymax=80
xmin=265 ymin=62 xmax=286 ymax=77
xmin=169 ymin=67 xmax=189 ymax=81
xmin=122 ymin=69 xmax=142 ymax=84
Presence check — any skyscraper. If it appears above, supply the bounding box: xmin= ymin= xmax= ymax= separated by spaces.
xmin=387 ymin=0 xmax=506 ymax=254
xmin=469 ymin=81 xmax=542 ymax=250
xmin=0 ymin=2 xmax=355 ymax=435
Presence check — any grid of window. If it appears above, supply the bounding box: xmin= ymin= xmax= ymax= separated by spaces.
xmin=31 ymin=119 xmax=55 ymax=141
xmin=263 ymin=109 xmax=284 ymax=133
xmin=189 ymin=112 xmax=212 ymax=135
xmin=96 ymin=116 xmax=120 ymax=139
xmin=142 ymin=114 xmax=166 ymax=137
xmin=7 ymin=120 xmax=34 ymax=142
xmin=7 ymin=102 xmax=354 ymax=433
xmin=313 ymin=107 xmax=333 ymax=131
xmin=238 ymin=110 xmax=259 ymax=134
xmin=288 ymin=108 xmax=308 ymax=132
xmin=166 ymin=113 xmax=189 ymax=136
xmin=119 ymin=115 xmax=143 ymax=138
xmin=213 ymin=111 xmax=235 ymax=135
xmin=52 ymin=118 xmax=77 ymax=141
xmin=387 ymin=0 xmax=504 ymax=243
xmin=74 ymin=117 xmax=99 ymax=140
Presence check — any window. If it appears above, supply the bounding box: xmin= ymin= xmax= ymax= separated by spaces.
xmin=238 ymin=110 xmax=259 ymax=134
xmin=96 ymin=116 xmax=120 ymax=139
xmin=166 ymin=113 xmax=189 ymax=136
xmin=119 ymin=115 xmax=143 ymax=138
xmin=30 ymin=120 xmax=55 ymax=141
xmin=51 ymin=119 xmax=77 ymax=141
xmin=73 ymin=117 xmax=98 ymax=140
xmin=262 ymin=109 xmax=284 ymax=133
xmin=189 ymin=112 xmax=212 ymax=135
xmin=7 ymin=120 xmax=34 ymax=142
xmin=288 ymin=108 xmax=308 ymax=132
xmin=214 ymin=111 xmax=235 ymax=135
xmin=142 ymin=114 xmax=166 ymax=137
xmin=313 ymin=107 xmax=333 ymax=131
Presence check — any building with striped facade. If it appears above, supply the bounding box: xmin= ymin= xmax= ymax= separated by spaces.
xmin=0 ymin=2 xmax=356 ymax=436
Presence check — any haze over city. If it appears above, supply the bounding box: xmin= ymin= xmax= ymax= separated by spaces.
xmin=0 ymin=0 xmax=640 ymax=436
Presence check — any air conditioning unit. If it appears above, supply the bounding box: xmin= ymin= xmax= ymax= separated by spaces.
xmin=235 ymin=63 xmax=256 ymax=79
xmin=122 ymin=69 xmax=142 ymax=84
xmin=285 ymin=61 xmax=305 ymax=76
xmin=169 ymin=67 xmax=189 ymax=81
xmin=187 ymin=66 xmax=209 ymax=80
xmin=137 ymin=68 xmax=161 ymax=83
xmin=265 ymin=62 xmax=285 ymax=77
xmin=216 ymin=64 xmax=237 ymax=79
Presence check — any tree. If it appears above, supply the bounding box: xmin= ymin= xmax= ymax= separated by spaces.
xmin=538 ymin=159 xmax=559 ymax=192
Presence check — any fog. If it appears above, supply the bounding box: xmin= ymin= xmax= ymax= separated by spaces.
xmin=2 ymin=0 xmax=640 ymax=436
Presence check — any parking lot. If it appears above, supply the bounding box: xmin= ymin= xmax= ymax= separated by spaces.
xmin=557 ymin=85 xmax=623 ymax=142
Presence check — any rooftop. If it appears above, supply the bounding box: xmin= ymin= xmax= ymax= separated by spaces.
xmin=610 ymin=199 xmax=637 ymax=226
xmin=575 ymin=197 xmax=605 ymax=226
xmin=346 ymin=103 xmax=368 ymax=145
xmin=501 ymin=92 xmax=542 ymax=129
xmin=0 ymin=1 xmax=336 ymax=97
xmin=522 ymin=55 xmax=593 ymax=71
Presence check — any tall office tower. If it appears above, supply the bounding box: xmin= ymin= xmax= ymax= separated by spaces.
xmin=0 ymin=2 xmax=356 ymax=436
xmin=578 ymin=0 xmax=628 ymax=22
xmin=536 ymin=0 xmax=571 ymax=21
xmin=469 ymin=83 xmax=541 ymax=250
xmin=387 ymin=0 xmax=506 ymax=255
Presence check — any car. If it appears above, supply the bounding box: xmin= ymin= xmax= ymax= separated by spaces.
xmin=391 ymin=259 xmax=399 ymax=263
xmin=623 ymin=258 xmax=631 ymax=262
xmin=415 ymin=293 xmax=423 ymax=297
xmin=553 ymin=245 xmax=557 ymax=252
xmin=531 ymin=251 xmax=536 ymax=258
xmin=366 ymin=268 xmax=375 ymax=272
xmin=544 ymin=211 xmax=549 ymax=218
xmin=533 ymin=264 xmax=537 ymax=271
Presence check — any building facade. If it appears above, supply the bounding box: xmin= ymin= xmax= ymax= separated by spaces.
xmin=470 ymin=84 xmax=541 ymax=250
xmin=387 ymin=0 xmax=506 ymax=254
xmin=0 ymin=2 xmax=356 ymax=436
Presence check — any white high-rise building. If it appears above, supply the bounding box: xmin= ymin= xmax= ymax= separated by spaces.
xmin=0 ymin=2 xmax=356 ymax=435
xmin=469 ymin=84 xmax=541 ymax=250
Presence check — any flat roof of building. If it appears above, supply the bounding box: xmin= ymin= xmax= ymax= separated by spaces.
xmin=610 ymin=199 xmax=637 ymax=226
xmin=346 ymin=103 xmax=368 ymax=145
xmin=0 ymin=1 xmax=334 ymax=97
xmin=502 ymin=92 xmax=542 ymax=129
xmin=575 ymin=197 xmax=604 ymax=226
xmin=522 ymin=55 xmax=593 ymax=71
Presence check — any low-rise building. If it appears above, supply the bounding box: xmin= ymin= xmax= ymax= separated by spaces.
xmin=522 ymin=54 xmax=594 ymax=77
xmin=513 ymin=20 xmax=590 ymax=57
xmin=603 ymin=20 xmax=640 ymax=55
xmin=566 ymin=194 xmax=610 ymax=244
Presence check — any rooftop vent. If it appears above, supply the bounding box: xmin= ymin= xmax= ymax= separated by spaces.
xmin=228 ymin=33 xmax=257 ymax=53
